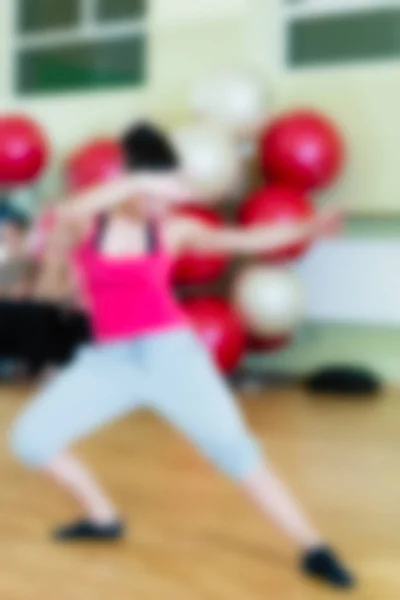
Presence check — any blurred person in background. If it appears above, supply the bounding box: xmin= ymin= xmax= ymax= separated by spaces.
xmin=0 ymin=207 xmax=34 ymax=298
xmin=0 ymin=203 xmax=89 ymax=377
xmin=8 ymin=122 xmax=354 ymax=590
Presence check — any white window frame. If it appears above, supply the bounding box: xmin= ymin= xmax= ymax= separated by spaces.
xmin=10 ymin=0 xmax=147 ymax=94
xmin=280 ymin=0 xmax=400 ymax=73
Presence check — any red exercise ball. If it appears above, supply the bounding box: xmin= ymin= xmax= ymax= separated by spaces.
xmin=66 ymin=138 xmax=124 ymax=192
xmin=260 ymin=111 xmax=345 ymax=191
xmin=183 ymin=297 xmax=245 ymax=373
xmin=173 ymin=206 xmax=229 ymax=285
xmin=0 ymin=115 xmax=49 ymax=185
xmin=239 ymin=184 xmax=315 ymax=262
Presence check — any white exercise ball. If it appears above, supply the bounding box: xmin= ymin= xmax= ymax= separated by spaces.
xmin=172 ymin=123 xmax=241 ymax=201
xmin=191 ymin=70 xmax=268 ymax=139
xmin=232 ymin=265 xmax=306 ymax=336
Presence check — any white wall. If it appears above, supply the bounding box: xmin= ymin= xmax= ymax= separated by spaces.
xmin=297 ymin=239 xmax=400 ymax=325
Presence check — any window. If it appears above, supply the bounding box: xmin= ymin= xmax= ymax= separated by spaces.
xmin=13 ymin=0 xmax=148 ymax=95
xmin=96 ymin=0 xmax=147 ymax=22
xmin=18 ymin=0 xmax=80 ymax=33
xmin=283 ymin=0 xmax=400 ymax=68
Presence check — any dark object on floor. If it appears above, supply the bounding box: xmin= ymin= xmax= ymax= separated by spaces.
xmin=301 ymin=546 xmax=356 ymax=589
xmin=53 ymin=519 xmax=125 ymax=542
xmin=303 ymin=365 xmax=382 ymax=397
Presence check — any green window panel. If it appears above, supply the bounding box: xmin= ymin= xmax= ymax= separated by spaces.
xmin=96 ymin=0 xmax=147 ymax=22
xmin=289 ymin=8 xmax=400 ymax=67
xmin=16 ymin=35 xmax=146 ymax=95
xmin=17 ymin=0 xmax=80 ymax=33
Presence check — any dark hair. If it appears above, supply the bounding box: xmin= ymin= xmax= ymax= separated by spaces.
xmin=120 ymin=122 xmax=180 ymax=172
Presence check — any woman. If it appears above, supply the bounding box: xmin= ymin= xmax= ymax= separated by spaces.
xmin=9 ymin=123 xmax=354 ymax=589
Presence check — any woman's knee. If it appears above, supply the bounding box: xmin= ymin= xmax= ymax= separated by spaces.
xmin=199 ymin=430 xmax=263 ymax=481
xmin=9 ymin=415 xmax=52 ymax=468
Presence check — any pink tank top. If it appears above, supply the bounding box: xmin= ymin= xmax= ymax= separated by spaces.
xmin=72 ymin=220 xmax=187 ymax=342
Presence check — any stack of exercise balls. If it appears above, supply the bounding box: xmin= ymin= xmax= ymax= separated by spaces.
xmin=174 ymin=70 xmax=345 ymax=376
xmin=233 ymin=109 xmax=345 ymax=356
xmin=168 ymin=70 xmax=269 ymax=374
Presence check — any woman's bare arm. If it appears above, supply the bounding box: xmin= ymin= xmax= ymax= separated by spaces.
xmin=58 ymin=172 xmax=195 ymax=220
xmin=168 ymin=205 xmax=343 ymax=256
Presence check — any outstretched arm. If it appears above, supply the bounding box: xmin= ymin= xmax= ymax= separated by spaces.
xmin=58 ymin=172 xmax=195 ymax=220
xmin=171 ymin=205 xmax=343 ymax=256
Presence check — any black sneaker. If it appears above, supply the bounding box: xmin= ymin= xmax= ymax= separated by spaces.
xmin=52 ymin=519 xmax=125 ymax=542
xmin=301 ymin=546 xmax=356 ymax=589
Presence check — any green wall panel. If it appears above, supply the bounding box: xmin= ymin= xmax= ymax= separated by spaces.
xmin=289 ymin=9 xmax=400 ymax=67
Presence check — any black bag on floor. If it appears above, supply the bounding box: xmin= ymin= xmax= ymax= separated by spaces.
xmin=303 ymin=365 xmax=382 ymax=397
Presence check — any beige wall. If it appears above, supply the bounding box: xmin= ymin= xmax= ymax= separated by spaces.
xmin=0 ymin=0 xmax=248 ymax=154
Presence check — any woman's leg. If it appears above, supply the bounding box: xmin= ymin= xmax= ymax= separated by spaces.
xmin=147 ymin=329 xmax=355 ymax=587
xmin=241 ymin=464 xmax=320 ymax=549
xmin=45 ymin=450 xmax=118 ymax=525
xmin=9 ymin=343 xmax=148 ymax=538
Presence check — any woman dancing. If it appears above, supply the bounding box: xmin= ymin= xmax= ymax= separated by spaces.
xmin=9 ymin=123 xmax=354 ymax=589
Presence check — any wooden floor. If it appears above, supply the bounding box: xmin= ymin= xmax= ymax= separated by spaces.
xmin=0 ymin=384 xmax=399 ymax=599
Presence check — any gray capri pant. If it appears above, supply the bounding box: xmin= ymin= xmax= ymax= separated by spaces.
xmin=10 ymin=327 xmax=262 ymax=481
